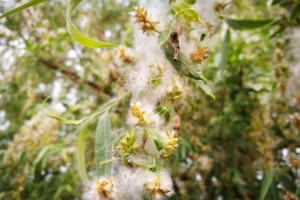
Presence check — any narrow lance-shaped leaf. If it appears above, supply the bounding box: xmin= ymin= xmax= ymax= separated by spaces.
xmin=226 ymin=18 xmax=273 ymax=30
xmin=260 ymin=168 xmax=275 ymax=200
xmin=76 ymin=120 xmax=91 ymax=181
xmin=0 ymin=0 xmax=46 ymax=19
xmin=219 ymin=29 xmax=231 ymax=71
xmin=95 ymin=111 xmax=112 ymax=175
xmin=193 ymin=79 xmax=215 ymax=99
xmin=67 ymin=0 xmax=117 ymax=48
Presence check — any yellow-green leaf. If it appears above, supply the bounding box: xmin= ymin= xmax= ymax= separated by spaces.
xmin=194 ymin=79 xmax=215 ymax=99
xmin=67 ymin=0 xmax=117 ymax=48
xmin=172 ymin=1 xmax=201 ymax=23
xmin=76 ymin=120 xmax=91 ymax=181
xmin=260 ymin=168 xmax=275 ymax=200
xmin=0 ymin=0 xmax=46 ymax=19
xmin=95 ymin=111 xmax=112 ymax=176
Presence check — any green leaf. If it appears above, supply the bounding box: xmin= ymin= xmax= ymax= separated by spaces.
xmin=260 ymin=168 xmax=275 ymax=200
xmin=146 ymin=129 xmax=165 ymax=151
xmin=172 ymin=1 xmax=201 ymax=23
xmin=163 ymin=42 xmax=206 ymax=80
xmin=76 ymin=120 xmax=91 ymax=181
xmin=277 ymin=171 xmax=296 ymax=192
xmin=154 ymin=106 xmax=171 ymax=124
xmin=218 ymin=29 xmax=231 ymax=70
xmin=194 ymin=80 xmax=215 ymax=99
xmin=32 ymin=145 xmax=62 ymax=174
xmin=291 ymin=2 xmax=300 ymax=19
xmin=267 ymin=181 xmax=280 ymax=200
xmin=0 ymin=0 xmax=46 ymax=19
xmin=270 ymin=0 xmax=281 ymax=6
xmin=95 ymin=111 xmax=112 ymax=176
xmin=48 ymin=92 xmax=130 ymax=125
xmin=47 ymin=114 xmax=85 ymax=125
xmin=226 ymin=19 xmax=273 ymax=30
xmin=67 ymin=0 xmax=117 ymax=48
xmin=158 ymin=29 xmax=172 ymax=46
xmin=184 ymin=0 xmax=196 ymax=4
xmin=296 ymin=187 xmax=300 ymax=197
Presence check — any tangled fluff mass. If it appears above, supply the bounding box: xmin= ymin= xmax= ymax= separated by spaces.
xmin=83 ymin=0 xmax=227 ymax=199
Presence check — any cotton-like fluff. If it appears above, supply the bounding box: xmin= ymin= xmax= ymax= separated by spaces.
xmin=117 ymin=167 xmax=174 ymax=200
xmin=82 ymin=177 xmax=119 ymax=200
xmin=143 ymin=170 xmax=174 ymax=199
xmin=117 ymin=167 xmax=150 ymax=200
xmin=194 ymin=0 xmax=222 ymax=32
xmin=127 ymin=0 xmax=177 ymax=102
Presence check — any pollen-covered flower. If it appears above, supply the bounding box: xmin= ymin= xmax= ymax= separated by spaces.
xmin=119 ymin=47 xmax=134 ymax=64
xmin=190 ymin=47 xmax=210 ymax=64
xmin=166 ymin=79 xmax=183 ymax=103
xmin=214 ymin=1 xmax=229 ymax=13
xmin=130 ymin=102 xmax=148 ymax=126
xmin=162 ymin=131 xmax=179 ymax=158
xmin=82 ymin=177 xmax=117 ymax=200
xmin=144 ymin=172 xmax=174 ymax=199
xmin=131 ymin=7 xmax=160 ymax=36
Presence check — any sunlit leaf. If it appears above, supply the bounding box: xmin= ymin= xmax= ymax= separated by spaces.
xmin=0 ymin=0 xmax=46 ymax=19
xmin=260 ymin=168 xmax=275 ymax=200
xmin=76 ymin=120 xmax=91 ymax=181
xmin=67 ymin=0 xmax=117 ymax=48
xmin=47 ymin=114 xmax=85 ymax=125
xmin=172 ymin=1 xmax=201 ymax=23
xmin=95 ymin=111 xmax=112 ymax=175
xmin=193 ymin=79 xmax=215 ymax=99
xmin=226 ymin=19 xmax=273 ymax=30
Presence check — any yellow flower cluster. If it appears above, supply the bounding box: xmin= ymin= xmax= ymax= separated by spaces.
xmin=117 ymin=129 xmax=139 ymax=155
xmin=130 ymin=102 xmax=148 ymax=126
xmin=162 ymin=131 xmax=179 ymax=158
xmin=190 ymin=47 xmax=210 ymax=64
